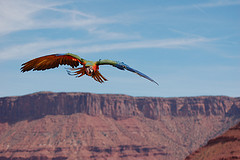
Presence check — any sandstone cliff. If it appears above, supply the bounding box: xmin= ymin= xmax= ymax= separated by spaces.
xmin=0 ymin=92 xmax=239 ymax=160
xmin=1 ymin=92 xmax=239 ymax=123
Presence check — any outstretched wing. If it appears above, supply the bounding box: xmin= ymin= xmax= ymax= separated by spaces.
xmin=21 ymin=53 xmax=86 ymax=72
xmin=96 ymin=60 xmax=159 ymax=85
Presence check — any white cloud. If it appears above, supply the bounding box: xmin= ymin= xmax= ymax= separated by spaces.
xmin=196 ymin=0 xmax=240 ymax=8
xmin=86 ymin=27 xmax=141 ymax=40
xmin=168 ymin=0 xmax=240 ymax=10
xmin=0 ymin=0 xmax=138 ymax=41
xmin=74 ymin=37 xmax=213 ymax=53
xmin=0 ymin=37 xmax=213 ymax=61
xmin=0 ymin=0 xmax=117 ymax=36
xmin=0 ymin=1 xmax=221 ymax=62
xmin=0 ymin=0 xmax=61 ymax=35
xmin=0 ymin=39 xmax=81 ymax=61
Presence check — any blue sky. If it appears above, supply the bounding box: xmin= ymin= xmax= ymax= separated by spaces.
xmin=0 ymin=0 xmax=239 ymax=97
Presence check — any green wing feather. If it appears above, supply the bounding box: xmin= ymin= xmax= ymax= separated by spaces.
xmin=65 ymin=53 xmax=86 ymax=64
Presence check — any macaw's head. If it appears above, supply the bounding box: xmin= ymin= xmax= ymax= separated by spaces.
xmin=85 ymin=66 xmax=94 ymax=76
xmin=85 ymin=64 xmax=99 ymax=76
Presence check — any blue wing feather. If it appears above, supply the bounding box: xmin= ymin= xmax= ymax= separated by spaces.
xmin=114 ymin=61 xmax=159 ymax=85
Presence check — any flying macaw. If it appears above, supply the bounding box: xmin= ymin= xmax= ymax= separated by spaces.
xmin=21 ymin=53 xmax=158 ymax=85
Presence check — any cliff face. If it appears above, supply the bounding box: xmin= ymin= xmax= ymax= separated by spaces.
xmin=0 ymin=92 xmax=239 ymax=123
xmin=0 ymin=92 xmax=239 ymax=160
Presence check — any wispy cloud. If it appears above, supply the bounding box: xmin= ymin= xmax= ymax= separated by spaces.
xmin=196 ymin=0 xmax=240 ymax=8
xmin=0 ymin=0 xmax=61 ymax=35
xmin=0 ymin=1 xmax=224 ymax=61
xmin=0 ymin=39 xmax=80 ymax=61
xmin=86 ymin=27 xmax=141 ymax=40
xmin=74 ymin=37 xmax=213 ymax=53
xmin=0 ymin=37 xmax=213 ymax=61
xmin=168 ymin=0 xmax=240 ymax=10
xmin=0 ymin=0 xmax=122 ymax=38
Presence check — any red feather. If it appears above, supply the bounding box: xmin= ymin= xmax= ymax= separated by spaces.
xmin=21 ymin=54 xmax=82 ymax=72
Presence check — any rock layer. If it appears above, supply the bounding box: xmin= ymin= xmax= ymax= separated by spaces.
xmin=0 ymin=92 xmax=239 ymax=123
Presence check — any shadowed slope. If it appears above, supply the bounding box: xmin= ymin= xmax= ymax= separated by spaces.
xmin=185 ymin=122 xmax=240 ymax=160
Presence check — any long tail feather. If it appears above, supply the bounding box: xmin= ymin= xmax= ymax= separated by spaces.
xmin=93 ymin=73 xmax=103 ymax=83
xmin=94 ymin=75 xmax=103 ymax=83
xmin=98 ymin=72 xmax=108 ymax=81
xmin=92 ymin=70 xmax=108 ymax=83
